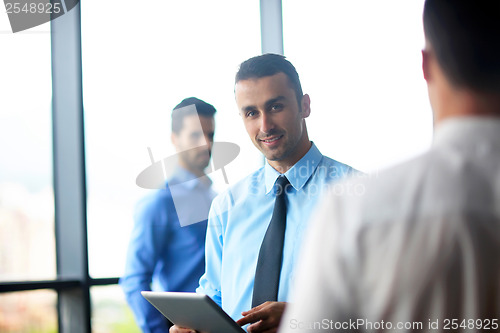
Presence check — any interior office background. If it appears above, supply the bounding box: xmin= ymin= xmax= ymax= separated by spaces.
xmin=0 ymin=0 xmax=431 ymax=332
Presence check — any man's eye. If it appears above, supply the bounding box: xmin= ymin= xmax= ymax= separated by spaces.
xmin=191 ymin=132 xmax=202 ymax=140
xmin=271 ymin=104 xmax=283 ymax=111
xmin=246 ymin=110 xmax=256 ymax=117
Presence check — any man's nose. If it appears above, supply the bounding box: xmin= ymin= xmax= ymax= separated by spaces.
xmin=260 ymin=113 xmax=275 ymax=134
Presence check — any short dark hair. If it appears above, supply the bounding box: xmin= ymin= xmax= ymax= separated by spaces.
xmin=235 ymin=54 xmax=304 ymax=106
xmin=171 ymin=97 xmax=216 ymax=134
xmin=423 ymin=0 xmax=500 ymax=93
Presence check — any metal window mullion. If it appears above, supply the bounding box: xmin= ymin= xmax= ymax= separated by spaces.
xmin=260 ymin=0 xmax=284 ymax=55
xmin=259 ymin=0 xmax=284 ymax=166
xmin=51 ymin=3 xmax=90 ymax=333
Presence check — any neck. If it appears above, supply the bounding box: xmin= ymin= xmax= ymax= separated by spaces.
xmin=179 ymin=162 xmax=206 ymax=178
xmin=434 ymin=88 xmax=500 ymax=126
xmin=267 ymin=140 xmax=312 ymax=174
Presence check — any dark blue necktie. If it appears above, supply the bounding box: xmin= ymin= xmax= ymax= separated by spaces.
xmin=252 ymin=175 xmax=290 ymax=307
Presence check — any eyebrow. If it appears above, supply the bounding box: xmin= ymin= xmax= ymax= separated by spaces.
xmin=240 ymin=96 xmax=286 ymax=113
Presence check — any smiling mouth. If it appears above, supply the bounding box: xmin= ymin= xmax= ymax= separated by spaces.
xmin=259 ymin=135 xmax=283 ymax=143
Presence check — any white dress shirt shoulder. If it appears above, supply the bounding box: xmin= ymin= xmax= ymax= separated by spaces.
xmin=281 ymin=117 xmax=500 ymax=333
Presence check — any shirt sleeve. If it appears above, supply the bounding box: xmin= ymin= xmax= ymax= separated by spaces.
xmin=119 ymin=194 xmax=170 ymax=333
xmin=196 ymin=196 xmax=225 ymax=307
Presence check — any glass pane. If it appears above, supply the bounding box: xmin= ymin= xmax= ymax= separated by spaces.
xmin=0 ymin=290 xmax=57 ymax=332
xmin=81 ymin=0 xmax=261 ymax=278
xmin=91 ymin=285 xmax=140 ymax=333
xmin=283 ymin=0 xmax=432 ymax=172
xmin=0 ymin=9 xmax=55 ymax=281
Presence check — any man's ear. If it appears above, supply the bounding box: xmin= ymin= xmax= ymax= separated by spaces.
xmin=422 ymin=49 xmax=431 ymax=82
xmin=171 ymin=132 xmax=177 ymax=146
xmin=300 ymin=94 xmax=311 ymax=118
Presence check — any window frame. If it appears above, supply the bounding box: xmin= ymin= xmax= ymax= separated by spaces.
xmin=0 ymin=1 xmax=281 ymax=332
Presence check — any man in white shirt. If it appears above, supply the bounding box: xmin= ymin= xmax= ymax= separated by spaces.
xmin=280 ymin=0 xmax=500 ymax=332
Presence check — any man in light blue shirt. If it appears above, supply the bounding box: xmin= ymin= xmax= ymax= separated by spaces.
xmin=120 ymin=97 xmax=217 ymax=333
xmin=172 ymin=54 xmax=355 ymax=333
xmin=200 ymin=143 xmax=352 ymax=325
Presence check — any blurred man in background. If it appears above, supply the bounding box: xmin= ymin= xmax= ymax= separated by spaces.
xmin=121 ymin=97 xmax=217 ymax=333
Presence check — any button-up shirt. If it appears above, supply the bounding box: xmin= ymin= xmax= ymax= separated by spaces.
xmin=281 ymin=117 xmax=500 ymax=333
xmin=197 ymin=143 xmax=355 ymax=322
xmin=121 ymin=167 xmax=216 ymax=333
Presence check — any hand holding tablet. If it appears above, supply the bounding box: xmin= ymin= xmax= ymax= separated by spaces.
xmin=141 ymin=291 xmax=245 ymax=333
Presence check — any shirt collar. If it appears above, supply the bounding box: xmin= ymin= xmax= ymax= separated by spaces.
xmin=264 ymin=142 xmax=323 ymax=194
xmin=433 ymin=116 xmax=500 ymax=149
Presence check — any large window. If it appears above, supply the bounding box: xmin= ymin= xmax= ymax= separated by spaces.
xmin=81 ymin=1 xmax=261 ymax=330
xmin=0 ymin=4 xmax=54 ymax=283
xmin=283 ymin=0 xmax=432 ymax=172
xmin=0 ymin=290 xmax=57 ymax=332
xmin=81 ymin=0 xmax=261 ymax=280
xmin=0 ymin=11 xmax=55 ymax=332
xmin=1 ymin=1 xmax=435 ymax=331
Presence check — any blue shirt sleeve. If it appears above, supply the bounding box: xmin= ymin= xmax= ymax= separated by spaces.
xmin=196 ymin=197 xmax=225 ymax=307
xmin=120 ymin=192 xmax=171 ymax=333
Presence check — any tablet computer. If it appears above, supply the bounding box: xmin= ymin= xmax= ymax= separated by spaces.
xmin=141 ymin=291 xmax=245 ymax=333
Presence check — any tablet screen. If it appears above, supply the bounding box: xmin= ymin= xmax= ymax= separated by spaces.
xmin=141 ymin=291 xmax=245 ymax=333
